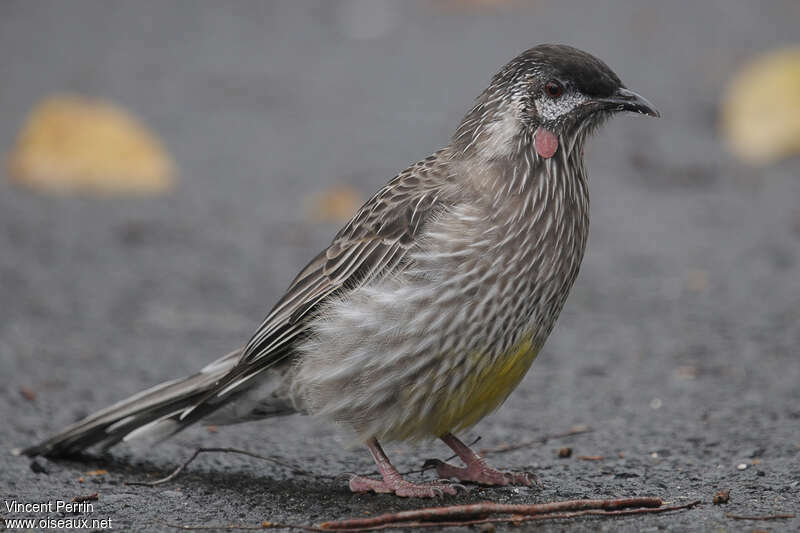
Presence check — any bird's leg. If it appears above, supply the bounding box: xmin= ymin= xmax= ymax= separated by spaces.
xmin=349 ymin=438 xmax=460 ymax=497
xmin=432 ymin=432 xmax=533 ymax=486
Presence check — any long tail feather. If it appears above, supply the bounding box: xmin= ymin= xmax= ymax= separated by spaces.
xmin=15 ymin=349 xmax=243 ymax=458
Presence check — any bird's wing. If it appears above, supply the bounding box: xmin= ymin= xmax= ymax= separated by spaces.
xmin=21 ymin=156 xmax=460 ymax=455
xmin=203 ymin=153 xmax=457 ymax=402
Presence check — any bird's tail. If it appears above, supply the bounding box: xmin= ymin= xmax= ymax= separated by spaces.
xmin=15 ymin=348 xmax=244 ymax=458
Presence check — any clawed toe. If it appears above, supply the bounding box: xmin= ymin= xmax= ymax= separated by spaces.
xmin=349 ymin=474 xmax=392 ymax=494
xmin=429 ymin=458 xmax=534 ymax=487
xmin=434 ymin=433 xmax=538 ymax=487
xmin=505 ymin=470 xmax=535 ymax=486
xmin=350 ymin=474 xmax=461 ymax=498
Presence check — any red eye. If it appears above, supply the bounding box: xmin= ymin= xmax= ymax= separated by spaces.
xmin=545 ymin=81 xmax=563 ymax=98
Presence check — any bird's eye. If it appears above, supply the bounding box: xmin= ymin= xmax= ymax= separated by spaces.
xmin=544 ymin=81 xmax=563 ymax=98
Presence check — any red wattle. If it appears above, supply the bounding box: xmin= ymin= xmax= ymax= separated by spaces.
xmin=534 ymin=127 xmax=558 ymax=158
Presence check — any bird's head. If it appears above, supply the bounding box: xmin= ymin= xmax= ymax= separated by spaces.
xmin=454 ymin=44 xmax=659 ymax=160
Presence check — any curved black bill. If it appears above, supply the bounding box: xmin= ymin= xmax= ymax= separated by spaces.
xmin=596 ymin=88 xmax=660 ymax=118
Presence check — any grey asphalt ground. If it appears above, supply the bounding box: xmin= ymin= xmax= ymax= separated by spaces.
xmin=2 ymin=1 xmax=799 ymax=531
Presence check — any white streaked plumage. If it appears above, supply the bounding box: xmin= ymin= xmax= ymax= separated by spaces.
xmin=17 ymin=45 xmax=654 ymax=469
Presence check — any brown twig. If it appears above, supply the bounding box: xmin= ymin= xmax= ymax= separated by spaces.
xmin=325 ymin=501 xmax=701 ymax=531
xmin=726 ymin=513 xmax=795 ymax=520
xmin=479 ymin=425 xmax=592 ymax=455
xmin=126 ymin=447 xmax=319 ymax=487
xmin=155 ymin=498 xmax=700 ymax=532
xmin=382 ymin=500 xmax=700 ymax=533
xmin=321 ymin=497 xmax=663 ymax=529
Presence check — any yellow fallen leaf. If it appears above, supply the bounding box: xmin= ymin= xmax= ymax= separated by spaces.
xmin=305 ymin=185 xmax=364 ymax=223
xmin=85 ymin=469 xmax=108 ymax=476
xmin=6 ymin=95 xmax=175 ymax=194
xmin=721 ymin=47 xmax=800 ymax=164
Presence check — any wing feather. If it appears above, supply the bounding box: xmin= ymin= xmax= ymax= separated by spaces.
xmin=203 ymin=151 xmax=457 ymax=405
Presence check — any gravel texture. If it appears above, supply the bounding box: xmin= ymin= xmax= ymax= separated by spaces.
xmin=2 ymin=1 xmax=799 ymax=531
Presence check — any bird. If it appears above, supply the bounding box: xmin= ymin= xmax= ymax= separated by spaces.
xmin=16 ymin=44 xmax=658 ymax=498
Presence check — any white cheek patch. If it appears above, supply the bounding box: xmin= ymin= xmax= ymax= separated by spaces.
xmin=535 ymin=92 xmax=588 ymax=122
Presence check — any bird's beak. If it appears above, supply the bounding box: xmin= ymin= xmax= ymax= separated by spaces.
xmin=595 ymin=88 xmax=660 ymax=118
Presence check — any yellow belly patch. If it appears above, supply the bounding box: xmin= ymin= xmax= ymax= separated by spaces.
xmin=431 ymin=335 xmax=540 ymax=437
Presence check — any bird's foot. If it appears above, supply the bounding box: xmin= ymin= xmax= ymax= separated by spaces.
xmin=427 ymin=458 xmax=534 ymax=486
xmin=349 ymin=474 xmax=462 ymax=498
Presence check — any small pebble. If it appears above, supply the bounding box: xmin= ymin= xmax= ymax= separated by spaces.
xmin=737 ymin=463 xmax=747 ymax=470
xmin=649 ymin=398 xmax=662 ymax=410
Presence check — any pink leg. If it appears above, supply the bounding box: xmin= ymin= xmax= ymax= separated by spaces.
xmin=349 ymin=438 xmax=461 ymax=498
xmin=432 ymin=433 xmax=533 ymax=486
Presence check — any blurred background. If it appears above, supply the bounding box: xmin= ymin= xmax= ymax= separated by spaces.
xmin=2 ymin=1 xmax=799 ymax=529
